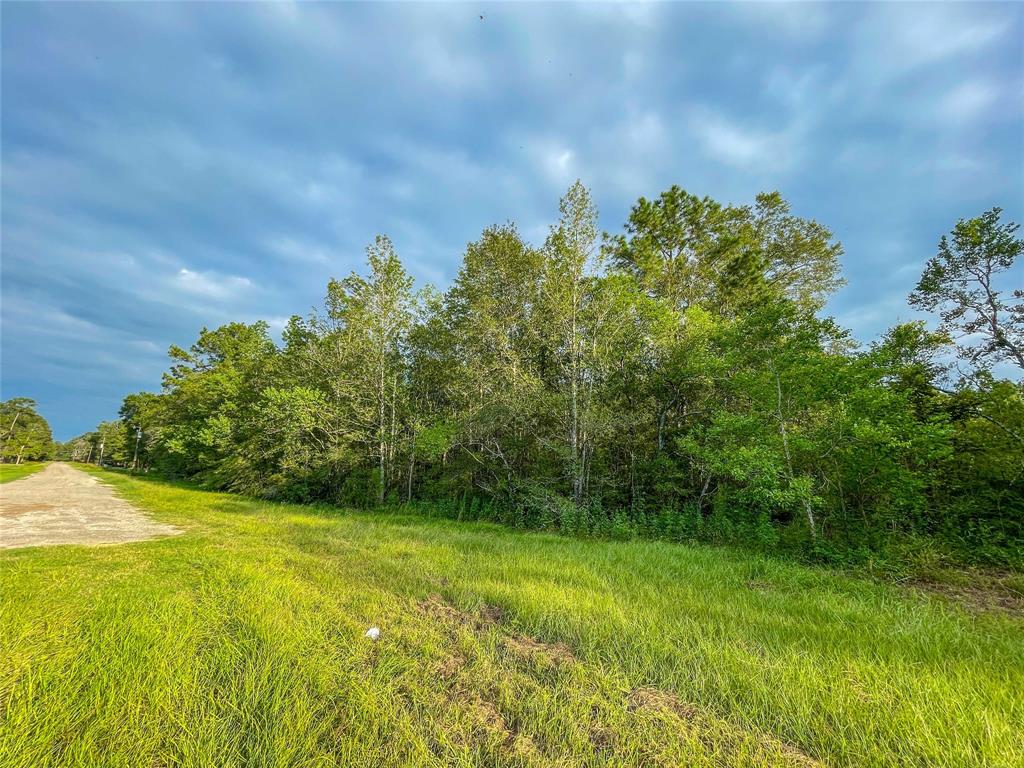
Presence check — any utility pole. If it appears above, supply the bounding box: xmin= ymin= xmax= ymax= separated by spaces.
xmin=98 ymin=441 xmax=105 ymax=466
xmin=132 ymin=427 xmax=142 ymax=471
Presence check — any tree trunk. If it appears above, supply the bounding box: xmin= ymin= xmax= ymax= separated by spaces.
xmin=406 ymin=436 xmax=415 ymax=504
xmin=774 ymin=369 xmax=816 ymax=538
xmin=570 ymin=284 xmax=582 ymax=504
xmin=3 ymin=412 xmax=20 ymax=447
xmin=378 ymin=354 xmax=387 ymax=506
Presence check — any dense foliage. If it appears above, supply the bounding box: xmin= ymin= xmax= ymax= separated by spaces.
xmin=0 ymin=398 xmax=53 ymax=463
xmin=92 ymin=184 xmax=1024 ymax=566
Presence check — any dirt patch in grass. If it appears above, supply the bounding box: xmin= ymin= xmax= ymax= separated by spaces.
xmin=418 ymin=594 xmax=503 ymax=631
xmin=778 ymin=743 xmax=822 ymax=767
xmin=628 ymin=686 xmax=697 ymax=721
xmin=478 ymin=603 xmax=506 ymax=625
xmin=437 ymin=652 xmax=466 ymax=680
xmin=417 ymin=594 xmax=576 ymax=668
xmin=588 ymin=721 xmax=617 ymax=754
xmin=414 ymin=597 xmax=831 ymax=767
xmin=908 ymin=577 xmax=1024 ymax=616
xmin=504 ymin=634 xmax=575 ymax=666
xmin=627 ymin=686 xmax=822 ymax=767
xmin=467 ymin=695 xmax=546 ymax=764
xmin=470 ymin=695 xmax=507 ymax=735
xmin=418 ymin=594 xmax=468 ymax=624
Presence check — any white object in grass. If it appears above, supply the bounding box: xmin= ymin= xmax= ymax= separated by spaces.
xmin=365 ymin=626 xmax=380 ymax=641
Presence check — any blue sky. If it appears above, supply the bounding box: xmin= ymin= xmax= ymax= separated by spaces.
xmin=2 ymin=2 xmax=1022 ymax=440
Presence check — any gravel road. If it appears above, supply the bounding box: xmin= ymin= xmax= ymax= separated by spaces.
xmin=0 ymin=462 xmax=180 ymax=549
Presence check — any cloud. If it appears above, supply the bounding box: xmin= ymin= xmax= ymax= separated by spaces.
xmin=939 ymin=81 xmax=1000 ymax=123
xmin=851 ymin=4 xmax=1011 ymax=85
xmin=174 ymin=268 xmax=253 ymax=300
xmin=543 ymin=146 xmax=575 ymax=184
xmin=889 ymin=10 xmax=1008 ymax=69
xmin=688 ymin=108 xmax=796 ymax=173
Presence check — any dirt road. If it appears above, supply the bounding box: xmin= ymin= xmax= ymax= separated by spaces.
xmin=0 ymin=462 xmax=180 ymax=549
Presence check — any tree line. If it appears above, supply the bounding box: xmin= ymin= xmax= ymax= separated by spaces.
xmin=65 ymin=182 xmax=1024 ymax=566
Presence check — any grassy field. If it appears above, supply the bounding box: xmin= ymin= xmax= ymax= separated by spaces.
xmin=1 ymin=468 xmax=1021 ymax=767
xmin=0 ymin=462 xmax=44 ymax=484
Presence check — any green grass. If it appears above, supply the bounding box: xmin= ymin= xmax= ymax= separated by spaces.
xmin=1 ymin=468 xmax=1021 ymax=767
xmin=0 ymin=462 xmax=44 ymax=483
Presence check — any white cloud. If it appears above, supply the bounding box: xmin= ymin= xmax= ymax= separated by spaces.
xmin=521 ymin=140 xmax=577 ymax=186
xmin=625 ymin=111 xmax=665 ymax=150
xmin=688 ymin=108 xmax=794 ymax=172
xmin=939 ymin=81 xmax=999 ymax=123
xmin=174 ymin=268 xmax=253 ymax=300
xmin=548 ymin=148 xmax=574 ymax=181
xmin=896 ymin=13 xmax=1007 ymax=69
xmin=263 ymin=315 xmax=291 ymax=340
xmin=854 ymin=5 xmax=1010 ymax=81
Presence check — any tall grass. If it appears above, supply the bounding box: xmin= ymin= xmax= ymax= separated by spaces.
xmin=1 ymin=468 xmax=1021 ymax=767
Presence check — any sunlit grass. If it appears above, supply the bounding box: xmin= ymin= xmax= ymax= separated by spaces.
xmin=0 ymin=462 xmax=44 ymax=484
xmin=1 ymin=467 xmax=1021 ymax=767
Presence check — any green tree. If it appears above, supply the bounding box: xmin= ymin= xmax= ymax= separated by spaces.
xmin=540 ymin=181 xmax=602 ymax=504
xmin=318 ymin=235 xmax=418 ymax=504
xmin=95 ymin=420 xmax=128 ymax=465
xmin=1 ymin=398 xmax=53 ymax=462
xmin=611 ymin=186 xmax=843 ymax=315
xmin=120 ymin=391 xmax=167 ymax=470
xmin=429 ymin=223 xmax=546 ymax=495
xmin=74 ymin=185 xmax=1024 ymax=567
xmin=910 ymin=208 xmax=1023 ymax=373
xmin=159 ymin=321 xmax=277 ymax=479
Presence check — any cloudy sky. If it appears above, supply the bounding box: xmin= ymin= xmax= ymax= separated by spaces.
xmin=2 ymin=2 xmax=1022 ymax=439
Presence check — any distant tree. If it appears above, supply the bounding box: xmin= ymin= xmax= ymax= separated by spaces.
xmin=119 ymin=391 xmax=166 ymax=469
xmin=750 ymin=191 xmax=845 ymax=311
xmin=0 ymin=398 xmax=53 ymax=463
xmin=247 ymin=386 xmax=331 ymax=490
xmin=57 ymin=435 xmax=94 ymax=462
xmin=910 ymin=208 xmax=1023 ymax=374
